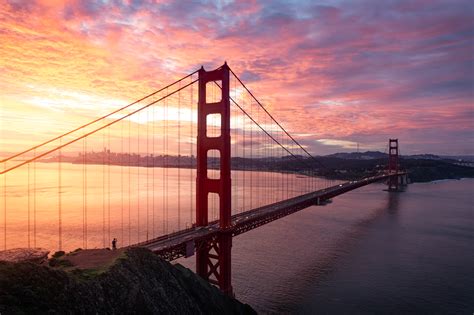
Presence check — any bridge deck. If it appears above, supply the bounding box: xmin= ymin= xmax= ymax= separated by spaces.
xmin=135 ymin=172 xmax=405 ymax=260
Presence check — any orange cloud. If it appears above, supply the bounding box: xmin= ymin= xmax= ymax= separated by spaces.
xmin=1 ymin=0 xmax=473 ymax=156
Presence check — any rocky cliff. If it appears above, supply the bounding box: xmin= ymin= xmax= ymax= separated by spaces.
xmin=0 ymin=247 xmax=256 ymax=314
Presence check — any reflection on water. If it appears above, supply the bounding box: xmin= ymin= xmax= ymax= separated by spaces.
xmin=183 ymin=179 xmax=474 ymax=313
xmin=387 ymin=189 xmax=401 ymax=215
xmin=1 ymin=162 xmax=334 ymax=252
xmin=296 ymin=180 xmax=474 ymax=314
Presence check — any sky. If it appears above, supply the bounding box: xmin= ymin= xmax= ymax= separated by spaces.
xmin=0 ymin=0 xmax=473 ymax=156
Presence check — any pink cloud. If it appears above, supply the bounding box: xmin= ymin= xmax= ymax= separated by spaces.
xmin=1 ymin=0 xmax=472 ymax=155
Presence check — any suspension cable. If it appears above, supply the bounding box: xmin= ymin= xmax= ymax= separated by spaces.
xmin=214 ymin=81 xmax=316 ymax=172
xmin=0 ymin=70 xmax=199 ymax=164
xmin=229 ymin=68 xmax=325 ymax=169
xmin=1 ymin=78 xmax=199 ymax=175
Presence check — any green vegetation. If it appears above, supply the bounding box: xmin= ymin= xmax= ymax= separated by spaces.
xmin=48 ymin=257 xmax=74 ymax=268
xmin=266 ymin=156 xmax=474 ymax=183
xmin=0 ymin=248 xmax=255 ymax=314
xmin=233 ymin=155 xmax=474 ymax=183
xmin=69 ymin=250 xmax=128 ymax=282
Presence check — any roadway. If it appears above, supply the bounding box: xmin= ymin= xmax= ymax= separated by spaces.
xmin=135 ymin=172 xmax=406 ymax=260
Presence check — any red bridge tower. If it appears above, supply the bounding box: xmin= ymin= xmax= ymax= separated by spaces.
xmin=196 ymin=63 xmax=233 ymax=295
xmin=388 ymin=138 xmax=399 ymax=191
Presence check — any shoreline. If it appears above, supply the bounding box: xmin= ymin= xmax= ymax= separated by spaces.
xmin=15 ymin=159 xmax=474 ymax=184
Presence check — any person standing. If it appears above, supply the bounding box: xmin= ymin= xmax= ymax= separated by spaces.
xmin=112 ymin=238 xmax=117 ymax=250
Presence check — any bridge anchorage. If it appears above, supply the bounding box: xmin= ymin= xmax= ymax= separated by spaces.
xmin=0 ymin=62 xmax=408 ymax=297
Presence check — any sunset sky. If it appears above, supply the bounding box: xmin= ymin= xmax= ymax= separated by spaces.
xmin=1 ymin=0 xmax=473 ymax=156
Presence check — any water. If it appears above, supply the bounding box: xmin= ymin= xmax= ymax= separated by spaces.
xmin=179 ymin=179 xmax=474 ymax=313
xmin=4 ymin=163 xmax=473 ymax=313
xmin=296 ymin=180 xmax=474 ymax=314
xmin=1 ymin=162 xmax=328 ymax=251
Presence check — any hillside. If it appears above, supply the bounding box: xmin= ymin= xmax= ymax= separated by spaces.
xmin=0 ymin=247 xmax=255 ymax=314
xmin=314 ymin=157 xmax=474 ymax=183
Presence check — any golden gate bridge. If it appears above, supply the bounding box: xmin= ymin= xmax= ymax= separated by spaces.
xmin=0 ymin=63 xmax=407 ymax=295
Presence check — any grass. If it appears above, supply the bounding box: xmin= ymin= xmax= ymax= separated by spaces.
xmin=66 ymin=250 xmax=129 ymax=282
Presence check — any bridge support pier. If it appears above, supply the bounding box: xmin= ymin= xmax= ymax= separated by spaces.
xmin=196 ymin=63 xmax=233 ymax=295
xmin=196 ymin=231 xmax=233 ymax=295
xmin=400 ymin=173 xmax=409 ymax=186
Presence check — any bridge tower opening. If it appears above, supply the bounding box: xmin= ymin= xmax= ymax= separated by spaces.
xmin=196 ymin=63 xmax=233 ymax=295
xmin=388 ymin=138 xmax=399 ymax=191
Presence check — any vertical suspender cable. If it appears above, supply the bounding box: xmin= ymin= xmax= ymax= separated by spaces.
xmin=162 ymin=92 xmax=166 ymax=234
xmin=85 ymin=138 xmax=87 ymax=249
xmin=128 ymin=118 xmax=131 ymax=246
xmin=108 ymin=127 xmax=111 ymax=246
xmin=242 ymin=95 xmax=246 ymax=212
xmin=165 ymin=88 xmax=169 ymax=233
xmin=232 ymin=76 xmax=237 ymax=214
xmin=33 ymin=149 xmax=36 ymax=247
xmin=178 ymin=82 xmax=181 ymax=230
xmin=146 ymin=105 xmax=149 ymax=241
xmin=3 ymin=163 xmax=5 ymax=250
xmin=258 ymin=106 xmax=261 ymax=207
xmin=145 ymin=104 xmax=150 ymax=241
xmin=152 ymin=97 xmax=155 ymax=238
xmin=27 ymin=163 xmax=30 ymax=248
xmin=83 ymin=137 xmax=86 ymax=248
xmin=102 ymin=124 xmax=105 ymax=247
xmin=190 ymin=77 xmax=194 ymax=225
xmin=121 ymin=119 xmax=124 ymax=246
xmin=281 ymin=134 xmax=284 ymax=201
xmin=58 ymin=138 xmax=62 ymax=251
xmin=250 ymin=99 xmax=253 ymax=210
xmin=137 ymin=111 xmax=140 ymax=243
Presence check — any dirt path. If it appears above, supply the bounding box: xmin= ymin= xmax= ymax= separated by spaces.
xmin=63 ymin=249 xmax=125 ymax=269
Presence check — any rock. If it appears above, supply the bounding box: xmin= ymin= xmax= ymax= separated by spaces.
xmin=52 ymin=250 xmax=65 ymax=258
xmin=0 ymin=247 xmax=256 ymax=314
xmin=0 ymin=248 xmax=49 ymax=264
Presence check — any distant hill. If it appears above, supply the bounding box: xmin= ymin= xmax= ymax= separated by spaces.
xmin=326 ymin=151 xmax=387 ymax=160
xmin=439 ymin=155 xmax=474 ymax=162
xmin=324 ymin=151 xmax=474 ymax=163
xmin=34 ymin=149 xmax=474 ymax=184
xmin=405 ymin=153 xmax=443 ymax=160
xmin=262 ymin=152 xmax=474 ymax=183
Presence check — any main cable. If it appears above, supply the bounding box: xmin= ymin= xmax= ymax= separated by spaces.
xmin=1 ymin=70 xmax=200 ymax=164
xmin=2 ymin=78 xmax=199 ymax=175
xmin=229 ymin=68 xmax=326 ymax=170
xmin=214 ymin=81 xmax=317 ymax=174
